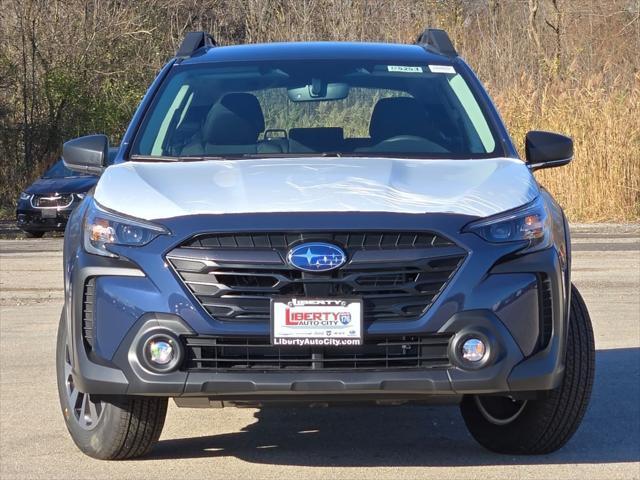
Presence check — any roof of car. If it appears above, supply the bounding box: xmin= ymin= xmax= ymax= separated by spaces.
xmin=179 ymin=41 xmax=455 ymax=65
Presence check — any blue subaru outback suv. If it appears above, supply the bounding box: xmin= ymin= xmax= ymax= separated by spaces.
xmin=57 ymin=30 xmax=594 ymax=459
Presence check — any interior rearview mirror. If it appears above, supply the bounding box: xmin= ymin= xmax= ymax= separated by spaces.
xmin=288 ymin=80 xmax=349 ymax=102
xmin=62 ymin=135 xmax=109 ymax=175
xmin=525 ymin=130 xmax=573 ymax=171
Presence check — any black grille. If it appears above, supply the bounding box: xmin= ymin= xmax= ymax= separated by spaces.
xmin=185 ymin=232 xmax=455 ymax=249
xmin=183 ymin=334 xmax=453 ymax=371
xmin=168 ymin=231 xmax=465 ymax=324
xmin=539 ymin=274 xmax=553 ymax=348
xmin=82 ymin=278 xmax=96 ymax=349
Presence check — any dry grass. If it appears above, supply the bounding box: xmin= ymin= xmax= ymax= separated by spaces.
xmin=2 ymin=0 xmax=639 ymax=222
xmin=493 ymin=75 xmax=640 ymax=222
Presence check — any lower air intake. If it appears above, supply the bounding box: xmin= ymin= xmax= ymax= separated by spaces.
xmin=183 ymin=334 xmax=453 ymax=371
xmin=82 ymin=278 xmax=96 ymax=349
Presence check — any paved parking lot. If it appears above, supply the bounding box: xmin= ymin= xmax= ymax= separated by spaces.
xmin=1 ymin=225 xmax=639 ymax=479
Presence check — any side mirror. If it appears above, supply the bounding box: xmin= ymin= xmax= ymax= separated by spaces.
xmin=525 ymin=131 xmax=573 ymax=171
xmin=62 ymin=134 xmax=109 ymax=175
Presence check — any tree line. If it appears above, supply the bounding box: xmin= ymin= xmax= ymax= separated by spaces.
xmin=1 ymin=0 xmax=638 ymax=220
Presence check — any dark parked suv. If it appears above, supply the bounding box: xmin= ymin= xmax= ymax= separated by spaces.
xmin=57 ymin=30 xmax=594 ymax=460
xmin=16 ymin=149 xmax=117 ymax=237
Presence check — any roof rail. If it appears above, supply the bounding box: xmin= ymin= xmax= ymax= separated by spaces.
xmin=176 ymin=31 xmax=216 ymax=58
xmin=415 ymin=28 xmax=457 ymax=57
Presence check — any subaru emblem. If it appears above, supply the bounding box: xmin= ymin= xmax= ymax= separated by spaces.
xmin=287 ymin=242 xmax=347 ymax=272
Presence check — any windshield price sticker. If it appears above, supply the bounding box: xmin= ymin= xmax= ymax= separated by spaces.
xmin=428 ymin=64 xmax=456 ymax=74
xmin=387 ymin=65 xmax=423 ymax=73
xmin=271 ymin=298 xmax=363 ymax=346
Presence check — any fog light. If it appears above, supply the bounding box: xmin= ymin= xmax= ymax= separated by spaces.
xmin=461 ymin=338 xmax=486 ymax=363
xmin=147 ymin=339 xmax=174 ymax=365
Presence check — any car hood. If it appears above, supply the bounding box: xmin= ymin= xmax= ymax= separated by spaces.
xmin=94 ymin=157 xmax=539 ymax=220
xmin=26 ymin=176 xmax=98 ymax=195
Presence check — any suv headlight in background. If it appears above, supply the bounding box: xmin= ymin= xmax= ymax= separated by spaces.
xmin=19 ymin=192 xmax=32 ymax=201
xmin=464 ymin=196 xmax=551 ymax=253
xmin=84 ymin=200 xmax=168 ymax=257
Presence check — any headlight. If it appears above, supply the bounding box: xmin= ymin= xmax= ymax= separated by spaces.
xmin=84 ymin=201 xmax=168 ymax=257
xmin=19 ymin=192 xmax=32 ymax=201
xmin=76 ymin=193 xmax=86 ymax=200
xmin=464 ymin=196 xmax=551 ymax=252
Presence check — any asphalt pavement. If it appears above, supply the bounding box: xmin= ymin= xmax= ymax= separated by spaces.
xmin=1 ymin=224 xmax=638 ymax=479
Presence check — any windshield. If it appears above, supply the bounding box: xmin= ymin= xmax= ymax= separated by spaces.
xmin=131 ymin=60 xmax=503 ymax=159
xmin=42 ymin=159 xmax=85 ymax=178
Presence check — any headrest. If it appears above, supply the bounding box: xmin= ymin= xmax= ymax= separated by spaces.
xmin=203 ymin=93 xmax=265 ymax=145
xmin=369 ymin=97 xmax=429 ymax=141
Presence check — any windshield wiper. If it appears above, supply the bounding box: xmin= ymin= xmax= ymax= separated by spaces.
xmin=224 ymin=152 xmax=345 ymax=159
xmin=131 ymin=154 xmax=252 ymax=162
xmin=129 ymin=155 xmax=180 ymax=162
xmin=178 ymin=155 xmax=238 ymax=161
xmin=129 ymin=152 xmax=348 ymax=162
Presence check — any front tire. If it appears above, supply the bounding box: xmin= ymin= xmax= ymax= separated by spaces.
xmin=56 ymin=310 xmax=168 ymax=459
xmin=23 ymin=229 xmax=45 ymax=238
xmin=460 ymin=284 xmax=595 ymax=454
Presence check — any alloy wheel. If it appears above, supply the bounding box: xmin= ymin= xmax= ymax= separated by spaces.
xmin=63 ymin=343 xmax=104 ymax=430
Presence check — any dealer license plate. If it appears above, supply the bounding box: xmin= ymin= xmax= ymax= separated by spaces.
xmin=41 ymin=209 xmax=57 ymax=219
xmin=271 ymin=298 xmax=363 ymax=346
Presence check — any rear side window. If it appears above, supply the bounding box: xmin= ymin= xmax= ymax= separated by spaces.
xmin=132 ymin=60 xmax=503 ymax=159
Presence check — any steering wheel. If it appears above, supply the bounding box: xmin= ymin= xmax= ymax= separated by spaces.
xmin=372 ymin=135 xmax=450 ymax=153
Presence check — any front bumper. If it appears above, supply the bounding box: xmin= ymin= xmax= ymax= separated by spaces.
xmin=65 ymin=212 xmax=568 ymax=400
xmin=16 ymin=202 xmax=76 ymax=231
xmin=71 ymin=307 xmax=564 ymax=399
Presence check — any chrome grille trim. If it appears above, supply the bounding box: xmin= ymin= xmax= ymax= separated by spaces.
xmin=31 ymin=194 xmax=74 ymax=209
